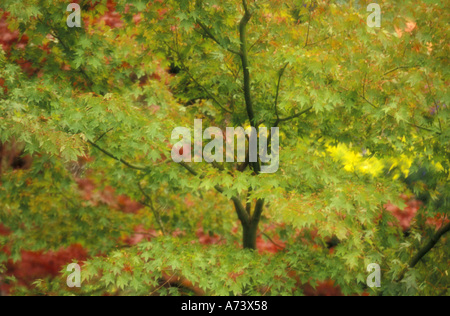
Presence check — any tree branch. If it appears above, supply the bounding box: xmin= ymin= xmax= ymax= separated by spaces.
xmin=47 ymin=27 xmax=95 ymax=88
xmin=46 ymin=21 xmax=148 ymax=173
xmin=245 ymin=189 xmax=252 ymax=215
xmin=252 ymin=199 xmax=264 ymax=224
xmin=384 ymin=65 xmax=420 ymax=76
xmin=359 ymin=93 xmax=437 ymax=134
xmin=182 ymin=61 xmax=232 ymax=114
xmin=276 ymin=106 xmax=314 ymax=126
xmin=233 ymin=198 xmax=251 ymax=225
xmin=179 ymin=161 xmax=200 ymax=177
xmin=196 ymin=21 xmax=241 ymax=56
xmin=274 ymin=63 xmax=289 ymax=124
xmin=94 ymin=128 xmax=114 ymax=143
xmin=409 ymin=222 xmax=450 ymax=268
xmin=239 ymin=0 xmax=255 ymax=125
xmin=397 ymin=222 xmax=450 ymax=282
xmin=262 ymin=233 xmax=286 ymax=251
xmin=88 ymin=140 xmax=149 ymax=172
xmin=167 ymin=43 xmax=233 ymax=114
xmin=238 ymin=0 xmax=261 ymax=174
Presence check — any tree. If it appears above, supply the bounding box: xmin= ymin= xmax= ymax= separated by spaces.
xmin=0 ymin=0 xmax=448 ymax=296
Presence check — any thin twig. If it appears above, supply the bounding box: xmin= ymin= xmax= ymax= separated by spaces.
xmin=138 ymin=182 xmax=166 ymax=235
xmin=49 ymin=30 xmax=95 ymax=88
xmin=274 ymin=63 xmax=290 ymax=125
xmin=196 ymin=21 xmax=241 ymax=56
xmin=359 ymin=94 xmax=437 ymax=134
xmin=383 ymin=65 xmax=420 ymax=76
xmin=262 ymin=233 xmax=286 ymax=251
xmin=167 ymin=43 xmax=233 ymax=114
xmin=94 ymin=128 xmax=114 ymax=144
xmin=149 ymin=273 xmax=177 ymax=296
xmin=276 ymin=106 xmax=314 ymax=125
xmin=88 ymin=140 xmax=150 ymax=171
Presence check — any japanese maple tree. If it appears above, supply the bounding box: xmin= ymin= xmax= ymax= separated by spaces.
xmin=0 ymin=0 xmax=448 ymax=296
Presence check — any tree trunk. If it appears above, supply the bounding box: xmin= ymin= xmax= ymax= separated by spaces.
xmin=242 ymin=221 xmax=259 ymax=250
xmin=241 ymin=199 xmax=264 ymax=250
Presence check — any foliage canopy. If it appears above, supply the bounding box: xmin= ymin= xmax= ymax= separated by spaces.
xmin=0 ymin=0 xmax=449 ymax=296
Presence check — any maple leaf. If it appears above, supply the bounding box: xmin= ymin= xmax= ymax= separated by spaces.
xmin=405 ymin=21 xmax=417 ymax=33
xmin=395 ymin=25 xmax=403 ymax=38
